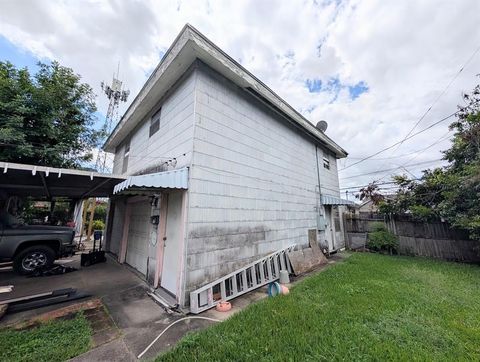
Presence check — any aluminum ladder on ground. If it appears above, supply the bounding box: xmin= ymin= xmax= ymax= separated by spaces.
xmin=190 ymin=244 xmax=296 ymax=314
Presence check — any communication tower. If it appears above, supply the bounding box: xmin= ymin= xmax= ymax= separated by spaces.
xmin=95 ymin=67 xmax=129 ymax=172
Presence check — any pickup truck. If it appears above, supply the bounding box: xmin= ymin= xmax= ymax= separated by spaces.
xmin=0 ymin=220 xmax=76 ymax=274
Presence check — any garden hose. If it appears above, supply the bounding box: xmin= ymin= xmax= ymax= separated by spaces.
xmin=137 ymin=316 xmax=221 ymax=359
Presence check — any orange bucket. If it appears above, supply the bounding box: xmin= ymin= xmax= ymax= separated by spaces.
xmin=216 ymin=301 xmax=232 ymax=312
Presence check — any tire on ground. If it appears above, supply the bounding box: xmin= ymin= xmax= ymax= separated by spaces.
xmin=13 ymin=245 xmax=56 ymax=275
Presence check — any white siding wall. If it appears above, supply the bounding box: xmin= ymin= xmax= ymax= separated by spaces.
xmin=112 ymin=71 xmax=196 ymax=175
xmin=320 ymin=150 xmax=340 ymax=197
xmin=109 ymin=71 xmax=196 ymax=259
xmin=185 ymin=65 xmax=341 ymax=290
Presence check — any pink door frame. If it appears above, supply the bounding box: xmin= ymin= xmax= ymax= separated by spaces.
xmin=175 ymin=190 xmax=188 ymax=303
xmin=153 ymin=193 xmax=168 ymax=288
xmin=155 ymin=190 xmax=188 ymax=300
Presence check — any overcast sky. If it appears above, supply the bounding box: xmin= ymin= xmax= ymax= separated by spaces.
xmin=1 ymin=0 xmax=479 ymax=197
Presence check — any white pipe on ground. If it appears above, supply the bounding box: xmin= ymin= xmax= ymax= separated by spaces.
xmin=137 ymin=316 xmax=221 ymax=359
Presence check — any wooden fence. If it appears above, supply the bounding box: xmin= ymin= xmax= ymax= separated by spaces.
xmin=344 ymin=214 xmax=480 ymax=263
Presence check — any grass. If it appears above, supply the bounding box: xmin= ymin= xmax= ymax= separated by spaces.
xmin=0 ymin=312 xmax=92 ymax=362
xmin=158 ymin=253 xmax=480 ymax=361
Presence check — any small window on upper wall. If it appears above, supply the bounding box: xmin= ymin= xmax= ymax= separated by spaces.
xmin=149 ymin=108 xmax=161 ymax=137
xmin=323 ymin=152 xmax=330 ymax=170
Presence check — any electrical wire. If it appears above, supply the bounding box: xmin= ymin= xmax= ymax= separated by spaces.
xmin=340 ymin=159 xmax=443 ymax=180
xmin=340 ymin=181 xmax=398 ymax=190
xmin=397 ymin=44 xmax=480 ymax=148
xmin=341 ymin=44 xmax=480 ymax=173
xmin=339 ymin=111 xmax=457 ymax=171
xmin=345 ymin=131 xmax=453 ymax=161
xmin=373 ymin=130 xmax=452 ymax=183
xmin=366 ymin=45 xmax=480 ymax=178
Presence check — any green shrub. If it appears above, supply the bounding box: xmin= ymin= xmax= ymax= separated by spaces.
xmin=410 ymin=204 xmax=436 ymax=221
xmin=93 ymin=204 xmax=107 ymax=221
xmin=91 ymin=219 xmax=105 ymax=230
xmin=367 ymin=223 xmax=398 ymax=254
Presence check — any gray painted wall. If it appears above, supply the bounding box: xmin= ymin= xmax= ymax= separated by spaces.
xmin=112 ymin=71 xmax=196 ymax=175
xmin=109 ymin=70 xmax=196 ymax=259
xmin=185 ymin=65 xmax=341 ymax=293
xmin=110 ymin=63 xmax=343 ymax=304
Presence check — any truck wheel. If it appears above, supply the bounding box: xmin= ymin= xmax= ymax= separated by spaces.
xmin=13 ymin=246 xmax=55 ymax=275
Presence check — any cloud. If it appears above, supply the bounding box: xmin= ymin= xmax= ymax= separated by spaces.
xmin=0 ymin=0 xmax=479 ymax=191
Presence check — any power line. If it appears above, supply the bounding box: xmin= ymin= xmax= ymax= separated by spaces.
xmin=350 ymin=45 xmax=480 ymax=177
xmin=339 ymin=111 xmax=457 ymax=171
xmin=397 ymin=44 xmax=480 ymax=148
xmin=340 ymin=181 xmax=398 ymax=190
xmin=345 ymin=131 xmax=452 ymax=161
xmin=374 ymin=130 xmax=452 ymax=183
xmin=340 ymin=158 xmax=443 ymax=180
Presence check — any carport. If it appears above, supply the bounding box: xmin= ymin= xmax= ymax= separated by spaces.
xmin=0 ymin=162 xmax=194 ymax=359
xmin=0 ymin=161 xmax=125 ymax=199
xmin=0 ymin=161 xmax=126 ymax=234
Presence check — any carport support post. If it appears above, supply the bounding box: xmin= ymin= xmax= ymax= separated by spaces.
xmin=67 ymin=199 xmax=77 ymax=222
xmin=86 ymin=198 xmax=96 ymax=241
xmin=79 ymin=199 xmax=89 ymax=238
xmin=49 ymin=199 xmax=56 ymax=225
xmin=104 ymin=200 xmax=114 ymax=252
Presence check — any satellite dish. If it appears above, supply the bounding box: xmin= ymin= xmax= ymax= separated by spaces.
xmin=316 ymin=120 xmax=328 ymax=132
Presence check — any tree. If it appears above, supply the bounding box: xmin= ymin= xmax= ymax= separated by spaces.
xmin=357 ymin=182 xmax=385 ymax=205
xmin=377 ymin=82 xmax=480 ymax=239
xmin=438 ymin=83 xmax=480 ymax=238
xmin=0 ymin=61 xmax=101 ymax=168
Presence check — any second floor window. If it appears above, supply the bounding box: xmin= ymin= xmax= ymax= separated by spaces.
xmin=323 ymin=151 xmax=330 ymax=170
xmin=149 ymin=108 xmax=161 ymax=137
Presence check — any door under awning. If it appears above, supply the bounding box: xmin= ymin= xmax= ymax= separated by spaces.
xmin=0 ymin=161 xmax=126 ymax=198
xmin=113 ymin=167 xmax=189 ymax=195
xmin=321 ymin=194 xmax=354 ymax=206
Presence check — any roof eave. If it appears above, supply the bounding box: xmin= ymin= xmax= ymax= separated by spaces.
xmin=104 ymin=24 xmax=348 ymax=158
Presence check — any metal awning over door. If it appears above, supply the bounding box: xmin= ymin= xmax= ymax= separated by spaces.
xmin=113 ymin=167 xmax=188 ymax=195
xmin=321 ymin=195 xmax=354 ymax=206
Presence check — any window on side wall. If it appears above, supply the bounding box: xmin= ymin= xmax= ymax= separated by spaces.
xmin=323 ymin=151 xmax=330 ymax=170
xmin=149 ymin=108 xmax=161 ymax=137
xmin=122 ymin=139 xmax=130 ymax=173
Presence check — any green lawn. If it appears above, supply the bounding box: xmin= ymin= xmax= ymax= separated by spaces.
xmin=158 ymin=253 xmax=480 ymax=361
xmin=0 ymin=312 xmax=92 ymax=362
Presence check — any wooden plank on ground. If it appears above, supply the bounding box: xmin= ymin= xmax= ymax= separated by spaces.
xmin=287 ymin=229 xmax=328 ymax=275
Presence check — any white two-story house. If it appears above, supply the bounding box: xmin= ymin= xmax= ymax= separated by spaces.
xmin=104 ymin=24 xmax=350 ymax=310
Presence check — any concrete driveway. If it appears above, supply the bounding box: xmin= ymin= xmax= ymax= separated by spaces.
xmin=0 ymin=253 xmax=144 ymax=307
xmin=0 ymin=253 xmax=214 ymax=360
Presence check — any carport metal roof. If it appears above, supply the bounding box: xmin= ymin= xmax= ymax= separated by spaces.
xmin=0 ymin=161 xmax=126 ymax=199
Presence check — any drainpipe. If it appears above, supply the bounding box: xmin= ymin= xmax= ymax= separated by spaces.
xmin=315 ymin=146 xmax=322 ymax=203
xmin=315 ymin=146 xmax=326 ymax=238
